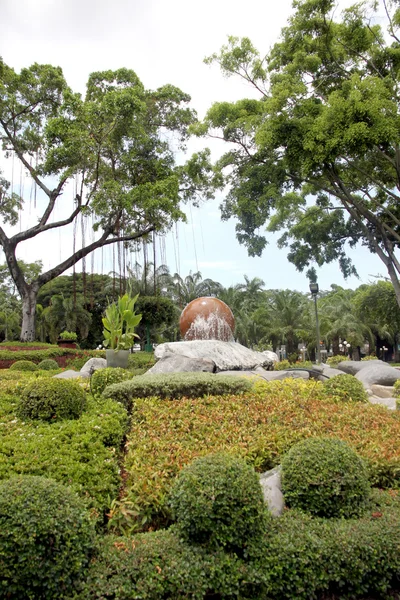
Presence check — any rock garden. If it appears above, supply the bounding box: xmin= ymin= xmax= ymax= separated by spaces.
xmin=2 ymin=341 xmax=400 ymax=599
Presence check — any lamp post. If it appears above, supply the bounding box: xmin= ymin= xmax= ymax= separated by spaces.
xmin=309 ymin=282 xmax=321 ymax=364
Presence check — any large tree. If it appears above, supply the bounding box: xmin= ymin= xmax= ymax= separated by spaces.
xmin=0 ymin=61 xmax=219 ymax=340
xmin=197 ymin=0 xmax=400 ymax=306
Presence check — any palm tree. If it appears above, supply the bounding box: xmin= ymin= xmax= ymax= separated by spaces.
xmin=39 ymin=295 xmax=92 ymax=343
xmin=168 ymin=271 xmax=223 ymax=309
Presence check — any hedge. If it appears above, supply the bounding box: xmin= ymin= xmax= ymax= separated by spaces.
xmin=115 ymin=380 xmax=400 ymax=532
xmin=0 ymin=392 xmax=128 ymax=515
xmin=76 ymin=490 xmax=400 ymax=600
xmin=102 ymin=372 xmax=252 ymax=410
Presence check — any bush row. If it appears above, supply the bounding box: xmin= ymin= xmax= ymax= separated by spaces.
xmin=114 ymin=379 xmax=400 ymax=532
xmin=77 ymin=489 xmax=400 ymax=600
xmin=102 ymin=372 xmax=252 ymax=410
xmin=0 ymin=392 xmax=128 ymax=515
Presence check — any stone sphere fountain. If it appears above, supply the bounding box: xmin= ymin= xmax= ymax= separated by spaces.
xmin=179 ymin=297 xmax=235 ymax=342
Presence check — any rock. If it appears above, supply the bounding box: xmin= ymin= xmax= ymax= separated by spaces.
xmin=369 ymin=396 xmax=397 ymax=411
xmin=154 ymin=340 xmax=274 ymax=372
xmin=336 ymin=360 xmax=388 ymax=375
xmin=53 ymin=369 xmax=86 ymax=379
xmin=261 ymin=350 xmax=279 ymax=364
xmin=259 ymin=467 xmax=284 ymax=517
xmin=356 ymin=364 xmax=400 ymax=389
xmin=146 ymin=354 xmax=215 ymax=374
xmin=80 ymin=357 xmax=107 ymax=377
xmin=319 ymin=367 xmax=346 ymax=380
xmin=227 ymin=369 xmax=309 ymax=381
xmin=371 ymin=384 xmax=395 ymax=398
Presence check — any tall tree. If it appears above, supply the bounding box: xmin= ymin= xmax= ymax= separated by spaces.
xmin=197 ymin=0 xmax=400 ymax=307
xmin=0 ymin=62 xmax=219 ymax=340
xmin=168 ymin=271 xmax=223 ymax=308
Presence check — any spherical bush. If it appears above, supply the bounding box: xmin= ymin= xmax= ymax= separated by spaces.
xmin=281 ymin=437 xmax=370 ymax=518
xmin=9 ymin=360 xmax=38 ymax=371
xmin=0 ymin=475 xmax=96 ymax=599
xmin=37 ymin=358 xmax=59 ymax=370
xmin=168 ymin=453 xmax=268 ymax=550
xmin=91 ymin=367 xmax=133 ymax=397
xmin=322 ymin=374 xmax=368 ymax=403
xmin=17 ymin=378 xmax=87 ymax=422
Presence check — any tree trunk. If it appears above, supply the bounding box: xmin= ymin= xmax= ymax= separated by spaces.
xmin=20 ymin=287 xmax=38 ymax=342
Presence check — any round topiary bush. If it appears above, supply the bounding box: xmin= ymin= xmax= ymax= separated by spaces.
xmin=17 ymin=378 xmax=87 ymax=422
xmin=0 ymin=475 xmax=96 ymax=599
xmin=168 ymin=453 xmax=268 ymax=551
xmin=322 ymin=373 xmax=368 ymax=403
xmin=281 ymin=437 xmax=370 ymax=518
xmin=91 ymin=367 xmax=133 ymax=397
xmin=37 ymin=358 xmax=59 ymax=370
xmin=9 ymin=359 xmax=38 ymax=371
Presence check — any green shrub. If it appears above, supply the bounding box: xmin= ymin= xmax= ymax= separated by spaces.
xmin=91 ymin=367 xmax=133 ymax=397
xmin=102 ymin=372 xmax=252 ymax=410
xmin=17 ymin=378 xmax=87 ymax=422
xmin=0 ymin=396 xmax=127 ymax=514
xmin=327 ymin=354 xmax=346 ymax=367
xmin=361 ymin=354 xmax=378 ymax=361
xmin=128 ymin=351 xmax=156 ymax=370
xmin=168 ymin=453 xmax=268 ymax=551
xmin=37 ymin=358 xmax=60 ymax=370
xmin=0 ymin=475 xmax=96 ymax=599
xmin=393 ymin=379 xmax=400 ymax=398
xmin=73 ymin=490 xmax=400 ymax=600
xmin=322 ymin=373 xmax=368 ymax=403
xmin=281 ymin=437 xmax=370 ymax=518
xmin=59 ymin=330 xmax=78 ymax=341
xmin=9 ymin=359 xmax=38 ymax=371
xmin=274 ymin=359 xmax=290 ymax=370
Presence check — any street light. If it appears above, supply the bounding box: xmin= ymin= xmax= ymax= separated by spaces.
xmin=309 ymin=282 xmax=321 ymax=364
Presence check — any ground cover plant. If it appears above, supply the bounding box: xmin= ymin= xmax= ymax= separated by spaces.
xmin=114 ymin=379 xmax=400 ymax=531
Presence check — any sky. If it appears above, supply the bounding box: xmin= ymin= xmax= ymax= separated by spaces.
xmin=0 ymin=0 xmax=386 ymax=293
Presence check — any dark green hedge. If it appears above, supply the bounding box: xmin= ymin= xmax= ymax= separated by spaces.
xmin=75 ymin=490 xmax=400 ymax=600
xmin=102 ymin=372 xmax=252 ymax=410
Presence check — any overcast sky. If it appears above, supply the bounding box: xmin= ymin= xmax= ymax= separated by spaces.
xmin=0 ymin=0 xmax=385 ymax=292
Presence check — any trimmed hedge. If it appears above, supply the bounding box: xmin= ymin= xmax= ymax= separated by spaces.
xmin=322 ymin=373 xmax=369 ymax=403
xmin=75 ymin=490 xmax=400 ymax=600
xmin=37 ymin=358 xmax=60 ymax=370
xmin=169 ymin=453 xmax=268 ymax=551
xmin=9 ymin=359 xmax=38 ymax=371
xmin=115 ymin=380 xmax=400 ymax=532
xmin=0 ymin=394 xmax=128 ymax=514
xmin=0 ymin=475 xmax=96 ymax=599
xmin=102 ymin=372 xmax=252 ymax=409
xmin=91 ymin=367 xmax=133 ymax=398
xmin=281 ymin=437 xmax=371 ymax=518
xmin=17 ymin=378 xmax=87 ymax=422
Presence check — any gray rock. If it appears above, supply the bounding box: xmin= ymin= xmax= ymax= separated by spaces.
xmin=259 ymin=466 xmax=284 ymax=516
xmin=261 ymin=350 xmax=279 ymax=364
xmin=146 ymin=354 xmax=215 ymax=374
xmin=371 ymin=384 xmax=395 ymax=398
xmin=319 ymin=367 xmax=346 ymax=380
xmin=155 ymin=340 xmax=274 ymax=372
xmin=80 ymin=357 xmax=107 ymax=377
xmin=215 ymin=370 xmax=264 ymax=379
xmin=53 ymin=369 xmax=86 ymax=379
xmin=336 ymin=360 xmax=388 ymax=375
xmin=369 ymin=396 xmax=397 ymax=411
xmin=356 ymin=364 xmax=400 ymax=389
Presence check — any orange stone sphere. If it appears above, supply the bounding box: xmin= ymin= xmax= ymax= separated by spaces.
xmin=179 ymin=297 xmax=235 ymax=341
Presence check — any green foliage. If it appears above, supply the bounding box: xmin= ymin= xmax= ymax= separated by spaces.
xmin=9 ymin=359 xmax=38 ymax=371
xmin=274 ymin=359 xmax=290 ymax=370
xmin=281 ymin=437 xmax=371 ymax=518
xmin=361 ymin=354 xmax=379 ymax=361
xmin=0 ymin=475 xmax=96 ymax=599
xmin=393 ymin=379 xmax=400 ymax=398
xmin=322 ymin=373 xmax=369 ymax=403
xmin=37 ymin=358 xmax=59 ymax=370
xmin=59 ymin=330 xmax=78 ymax=341
xmin=0 ymin=394 xmax=127 ymax=514
xmin=327 ymin=354 xmax=346 ymax=367
xmin=73 ymin=490 xmax=400 ymax=600
xmin=91 ymin=367 xmax=133 ymax=398
xmin=17 ymin=378 xmax=87 ymax=422
xmin=169 ymin=453 xmax=268 ymax=551
xmin=102 ymin=372 xmax=252 ymax=410
xmin=103 ymin=293 xmax=142 ymax=350
xmin=128 ymin=351 xmax=156 ymax=370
